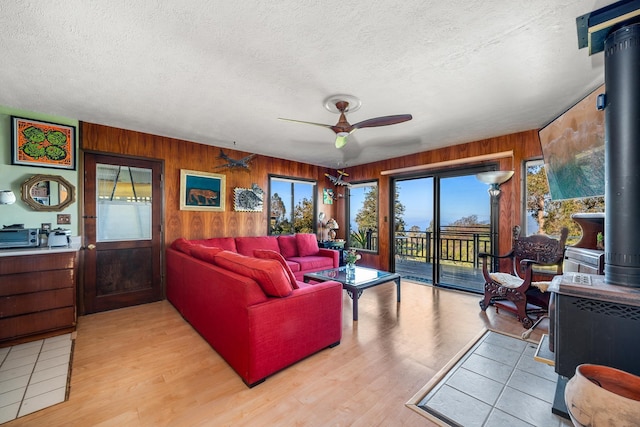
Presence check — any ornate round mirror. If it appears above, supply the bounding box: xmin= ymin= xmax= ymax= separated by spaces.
xmin=21 ymin=174 xmax=76 ymax=211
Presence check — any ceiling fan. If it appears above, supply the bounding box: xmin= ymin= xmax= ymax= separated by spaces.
xmin=279 ymin=95 xmax=412 ymax=148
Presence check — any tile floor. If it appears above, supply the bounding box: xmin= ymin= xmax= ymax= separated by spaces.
xmin=418 ymin=331 xmax=573 ymax=427
xmin=0 ymin=333 xmax=73 ymax=424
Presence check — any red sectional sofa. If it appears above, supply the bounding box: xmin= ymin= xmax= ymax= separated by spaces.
xmin=166 ymin=234 xmax=343 ymax=387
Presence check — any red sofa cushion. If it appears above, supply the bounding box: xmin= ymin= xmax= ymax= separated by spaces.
xmin=277 ymin=235 xmax=299 ymax=258
xmin=296 ymin=233 xmax=319 ymax=257
xmin=214 ymin=251 xmax=294 ymax=297
xmin=287 ymin=255 xmax=335 ymax=271
xmin=190 ymin=245 xmax=223 ymax=264
xmin=198 ymin=237 xmax=237 ymax=252
xmin=254 ymin=249 xmax=299 ymax=289
xmin=172 ymin=238 xmax=194 ymax=254
xmin=235 ymin=236 xmax=280 ymax=257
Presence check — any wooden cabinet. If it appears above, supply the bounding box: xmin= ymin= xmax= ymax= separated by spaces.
xmin=0 ymin=251 xmax=78 ymax=345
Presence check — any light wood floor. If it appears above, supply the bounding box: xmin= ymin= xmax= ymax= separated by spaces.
xmin=7 ymin=281 xmax=547 ymax=427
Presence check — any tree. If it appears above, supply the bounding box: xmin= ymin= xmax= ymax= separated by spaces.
xmin=449 ymin=214 xmax=487 ymax=228
xmin=270 ymin=193 xmax=289 ymax=234
xmin=394 ymin=187 xmax=406 ymax=232
xmin=526 ymin=164 xmax=549 ymax=233
xmin=355 ymin=186 xmax=378 ymax=232
xmin=293 ymin=197 xmax=313 ymax=233
xmin=270 ymin=193 xmax=286 ymax=223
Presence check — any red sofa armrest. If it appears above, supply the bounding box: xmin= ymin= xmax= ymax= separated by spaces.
xmin=318 ymin=248 xmax=339 ymax=268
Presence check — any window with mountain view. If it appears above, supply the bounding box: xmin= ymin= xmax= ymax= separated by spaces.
xmin=268 ymin=176 xmax=316 ymax=235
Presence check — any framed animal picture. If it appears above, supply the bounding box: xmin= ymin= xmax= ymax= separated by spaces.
xmin=234 ymin=184 xmax=264 ymax=212
xmin=179 ymin=169 xmax=226 ymax=211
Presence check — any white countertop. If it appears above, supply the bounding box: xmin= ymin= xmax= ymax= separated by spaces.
xmin=0 ymin=236 xmax=81 ymax=257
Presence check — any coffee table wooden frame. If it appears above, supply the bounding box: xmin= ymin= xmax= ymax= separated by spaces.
xmin=303 ymin=266 xmax=401 ymax=321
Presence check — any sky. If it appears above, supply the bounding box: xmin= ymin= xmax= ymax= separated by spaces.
xmin=271 ymin=179 xmax=313 ymax=217
xmin=350 ymin=175 xmax=491 ymax=232
xmin=270 ymin=174 xmax=492 ymax=233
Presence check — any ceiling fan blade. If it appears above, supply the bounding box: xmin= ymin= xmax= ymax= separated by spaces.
xmin=352 ymin=114 xmax=413 ymax=130
xmin=278 ymin=117 xmax=334 ymax=129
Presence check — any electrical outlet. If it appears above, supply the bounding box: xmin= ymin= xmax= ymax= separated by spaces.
xmin=57 ymin=214 xmax=71 ymax=225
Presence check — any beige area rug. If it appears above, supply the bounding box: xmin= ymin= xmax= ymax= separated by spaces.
xmin=406 ymin=329 xmax=571 ymax=427
xmin=0 ymin=332 xmax=74 ymax=424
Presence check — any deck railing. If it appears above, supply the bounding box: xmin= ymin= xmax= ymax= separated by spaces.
xmin=395 ymin=225 xmax=492 ymax=268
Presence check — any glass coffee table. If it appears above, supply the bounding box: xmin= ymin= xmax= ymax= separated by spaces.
xmin=303 ymin=265 xmax=401 ymax=321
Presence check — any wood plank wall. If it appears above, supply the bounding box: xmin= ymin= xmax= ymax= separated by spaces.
xmin=80 ymin=123 xmax=333 ymax=245
xmin=339 ymin=130 xmax=542 ymax=271
xmin=81 ymin=122 xmax=542 ymax=271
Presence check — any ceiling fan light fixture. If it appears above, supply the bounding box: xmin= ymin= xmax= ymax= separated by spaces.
xmin=281 ymin=94 xmax=413 ymax=149
xmin=335 ymin=133 xmax=349 ymax=148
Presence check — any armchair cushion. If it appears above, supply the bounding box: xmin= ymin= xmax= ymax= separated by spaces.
xmin=214 ymin=251 xmax=294 ymax=297
xmin=489 ymin=273 xmax=551 ymax=292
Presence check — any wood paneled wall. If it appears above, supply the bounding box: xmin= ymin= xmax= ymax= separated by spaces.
xmin=340 ymin=130 xmax=542 ymax=271
xmin=81 ymin=122 xmax=542 ymax=271
xmin=80 ymin=123 xmax=333 ymax=245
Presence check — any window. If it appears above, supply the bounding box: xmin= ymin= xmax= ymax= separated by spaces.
xmin=347 ymin=181 xmax=378 ymax=252
xmin=524 ymin=159 xmax=604 ymax=245
xmin=97 ymin=164 xmax=152 ymax=241
xmin=268 ymin=175 xmax=316 ymax=235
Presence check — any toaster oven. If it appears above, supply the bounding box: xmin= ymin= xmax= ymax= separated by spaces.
xmin=0 ymin=228 xmax=40 ymax=249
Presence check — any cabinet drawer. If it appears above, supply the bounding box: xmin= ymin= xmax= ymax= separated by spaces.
xmin=0 ymin=252 xmax=76 ymax=275
xmin=0 ymin=307 xmax=75 ymax=341
xmin=0 ymin=288 xmax=75 ymax=318
xmin=0 ymin=269 xmax=75 ymax=297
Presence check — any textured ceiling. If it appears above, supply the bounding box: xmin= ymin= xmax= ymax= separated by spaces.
xmin=0 ymin=1 xmax=614 ymax=168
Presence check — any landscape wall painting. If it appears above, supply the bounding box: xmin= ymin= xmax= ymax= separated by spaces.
xmin=538 ymin=84 xmax=605 ymax=201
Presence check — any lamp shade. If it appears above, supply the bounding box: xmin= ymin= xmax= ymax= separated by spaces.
xmin=0 ymin=190 xmax=16 ymax=205
xmin=475 ymin=171 xmax=514 ymax=185
xmin=326 ymin=218 xmax=339 ymax=229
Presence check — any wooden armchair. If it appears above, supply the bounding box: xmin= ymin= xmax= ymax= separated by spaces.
xmin=479 ymin=225 xmax=568 ymax=329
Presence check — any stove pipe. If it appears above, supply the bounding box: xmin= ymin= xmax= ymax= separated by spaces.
xmin=604 ymin=22 xmax=640 ymax=287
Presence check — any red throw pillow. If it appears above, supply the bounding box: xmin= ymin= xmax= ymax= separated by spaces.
xmin=190 ymin=245 xmax=223 ymax=264
xmin=277 ymin=235 xmax=299 ymax=258
xmin=296 ymin=233 xmax=319 ymax=257
xmin=254 ymin=249 xmax=299 ymax=289
xmin=171 ymin=238 xmax=194 ymax=254
xmin=214 ymin=251 xmax=293 ymax=297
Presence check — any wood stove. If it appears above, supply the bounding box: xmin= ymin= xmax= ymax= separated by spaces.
xmin=548 ymin=3 xmax=640 ymax=418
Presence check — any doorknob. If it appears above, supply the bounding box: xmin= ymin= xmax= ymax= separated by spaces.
xmin=87 ymin=244 xmax=96 ymax=250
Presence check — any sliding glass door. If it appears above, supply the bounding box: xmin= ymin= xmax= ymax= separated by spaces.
xmin=437 ymin=174 xmax=491 ymax=291
xmin=393 ymin=168 xmax=493 ymax=292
